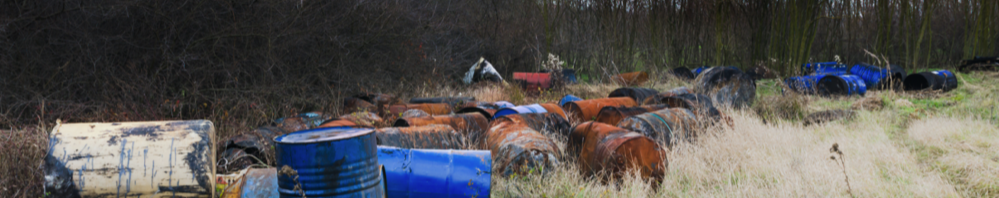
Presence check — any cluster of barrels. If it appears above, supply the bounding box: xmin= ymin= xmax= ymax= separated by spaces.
xmin=786 ymin=62 xmax=959 ymax=96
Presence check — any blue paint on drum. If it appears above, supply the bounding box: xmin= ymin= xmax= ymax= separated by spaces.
xmin=377 ymin=146 xmax=492 ymax=198
xmin=273 ymin=127 xmax=384 ymax=198
xmin=492 ymin=104 xmax=549 ymax=120
xmin=559 ymin=94 xmax=583 ymax=107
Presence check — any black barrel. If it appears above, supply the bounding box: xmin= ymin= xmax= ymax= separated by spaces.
xmin=903 ymin=70 xmax=958 ymax=92
xmin=608 ymin=87 xmax=659 ymax=105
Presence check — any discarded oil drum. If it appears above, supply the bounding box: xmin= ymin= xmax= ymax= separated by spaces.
xmin=400 ymin=109 xmax=431 ymax=119
xmin=409 ymin=97 xmax=476 ymax=108
xmin=611 ymin=71 xmax=650 ymax=86
xmin=514 ymin=72 xmax=554 ymax=90
xmin=343 ymin=97 xmax=377 ymax=113
xmin=325 ymin=111 xmax=383 ymax=128
xmin=903 ymin=70 xmax=958 ymax=92
xmin=377 ymin=146 xmax=492 ymax=197
xmin=563 ymin=97 xmax=638 ymax=122
xmin=317 ymin=119 xmax=357 ymax=128
xmin=617 ymin=108 xmax=698 ymax=147
xmin=493 ymin=104 xmax=549 ymax=119
xmin=376 ymin=125 xmax=465 ymax=149
xmin=46 ymin=120 xmax=217 ymax=197
xmin=669 ymin=67 xmax=696 ymax=81
xmin=693 ymin=66 xmax=756 ymax=109
xmin=595 ymin=105 xmax=669 ymax=126
xmin=560 ymin=69 xmax=578 ymax=83
xmin=239 ymin=168 xmax=280 ymax=198
xmin=784 ymin=75 xmax=825 ymax=94
xmin=275 ymin=112 xmax=332 ymax=133
xmin=273 ymin=127 xmax=384 ymax=197
xmin=848 ymin=63 xmax=907 ymax=90
xmin=560 ymin=94 xmax=583 ymax=106
xmin=608 ymin=87 xmax=659 ymax=105
xmin=817 ymin=74 xmax=868 ymax=96
xmin=568 ymin=122 xmax=666 ymax=181
xmin=802 ymin=61 xmax=843 ymax=75
xmin=640 ymin=87 xmax=692 ymax=105
xmin=495 ymin=113 xmax=573 ymax=139
xmin=958 ymin=56 xmax=999 ymax=72
xmin=456 ymin=107 xmax=498 ymax=121
xmin=693 ymin=66 xmax=711 ymax=76
xmin=643 ymin=93 xmax=721 ymax=121
xmin=393 ymin=113 xmax=489 ymax=137
xmin=219 ymin=126 xmax=287 ymax=172
xmin=484 ymin=116 xmax=561 ymax=176
xmin=387 ymin=103 xmax=453 ymax=118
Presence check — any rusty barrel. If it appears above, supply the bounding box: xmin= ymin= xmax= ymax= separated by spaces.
xmin=595 ymin=105 xmax=669 ymax=126
xmin=563 ymin=97 xmax=638 ymax=122
xmin=617 ymin=108 xmax=697 ymax=147
xmin=693 ymin=66 xmax=756 ymax=109
xmin=275 ymin=112 xmax=332 ymax=133
xmin=642 ymin=93 xmax=720 ymax=121
xmin=386 ymin=103 xmax=453 ymax=120
xmin=455 ymin=101 xmax=515 ymax=121
xmin=377 ymin=146 xmax=492 ymax=197
xmin=611 ymin=71 xmax=650 ymax=86
xmin=375 ymin=125 xmax=465 ymax=149
xmin=484 ymin=116 xmax=561 ymax=176
xmin=400 ymin=109 xmax=431 ymax=119
xmin=568 ymin=122 xmax=666 ymax=180
xmin=409 ymin=97 xmax=476 ymax=108
xmin=393 ymin=113 xmax=489 ymax=137
xmin=608 ymin=87 xmax=659 ymax=105
xmin=496 ymin=113 xmax=573 ymax=139
xmin=273 ymin=127 xmax=384 ymax=197
xmin=494 ymin=103 xmax=566 ymax=120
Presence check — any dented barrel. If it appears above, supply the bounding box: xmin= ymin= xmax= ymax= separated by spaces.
xmin=594 ymin=105 xmax=669 ymax=126
xmin=393 ymin=113 xmax=489 ymax=137
xmin=484 ymin=116 xmax=561 ymax=176
xmin=903 ymin=70 xmax=958 ymax=92
xmin=376 ymin=125 xmax=465 ymax=149
xmin=568 ymin=122 xmax=666 ymax=181
xmin=617 ymin=108 xmax=697 ymax=147
xmin=611 ymin=71 xmax=650 ymax=86
xmin=693 ymin=66 xmax=756 ymax=109
xmin=273 ymin=127 xmax=384 ymax=197
xmin=563 ymin=97 xmax=638 ymax=122
xmin=377 ymin=146 xmax=492 ymax=198
xmin=817 ymin=74 xmax=867 ymax=96
xmin=608 ymin=87 xmax=659 ymax=105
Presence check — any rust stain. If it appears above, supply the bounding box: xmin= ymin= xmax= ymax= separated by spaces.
xmin=563 ymin=97 xmax=638 ymax=122
xmin=375 ymin=125 xmax=465 ymax=149
xmin=393 ymin=113 xmax=489 ymax=137
xmin=483 ymin=118 xmax=560 ymax=176
xmin=594 ymin=105 xmax=668 ymax=126
xmin=569 ymin=122 xmax=665 ymax=182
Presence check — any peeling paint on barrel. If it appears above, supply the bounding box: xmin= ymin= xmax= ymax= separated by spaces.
xmin=484 ymin=117 xmax=561 ymax=176
xmin=375 ymin=125 xmax=466 ymax=149
xmin=393 ymin=113 xmax=489 ymax=138
xmin=617 ymin=108 xmax=697 ymax=147
xmin=493 ymin=113 xmax=573 ymax=139
xmin=563 ymin=97 xmax=638 ymax=122
xmin=568 ymin=122 xmax=666 ymax=181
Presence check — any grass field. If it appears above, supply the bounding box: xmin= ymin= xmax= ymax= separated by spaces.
xmin=2 ymin=71 xmax=997 ymax=197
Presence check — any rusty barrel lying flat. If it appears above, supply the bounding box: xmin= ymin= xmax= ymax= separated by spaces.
xmin=386 ymin=103 xmax=454 ymax=121
xmin=393 ymin=113 xmax=489 ymax=137
xmin=484 ymin=114 xmax=561 ymax=176
xmin=375 ymin=125 xmax=466 ymax=149
xmin=563 ymin=97 xmax=638 ymax=122
xmin=494 ymin=113 xmax=573 ymax=139
xmin=493 ymin=103 xmax=567 ymax=120
xmin=568 ymin=122 xmax=666 ymax=181
xmin=611 ymin=71 xmax=650 ymax=86
xmin=318 ymin=111 xmax=383 ymax=128
xmin=642 ymin=93 xmax=720 ymax=121
xmin=275 ymin=112 xmax=332 ymax=133
xmin=455 ymin=101 xmax=515 ymax=120
xmin=693 ymin=66 xmax=756 ymax=109
xmin=617 ymin=108 xmax=698 ymax=147
xmin=595 ymin=105 xmax=669 ymax=126
xmin=608 ymin=87 xmax=659 ymax=105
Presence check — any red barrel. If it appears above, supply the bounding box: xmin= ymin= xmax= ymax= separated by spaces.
xmin=569 ymin=122 xmax=666 ymax=181
xmin=563 ymin=97 xmax=638 ymax=122
xmin=513 ymin=72 xmax=554 ymax=91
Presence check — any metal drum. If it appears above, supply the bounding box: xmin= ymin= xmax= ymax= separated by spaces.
xmin=273 ymin=127 xmax=384 ymax=198
xmin=377 ymin=146 xmax=492 ymax=198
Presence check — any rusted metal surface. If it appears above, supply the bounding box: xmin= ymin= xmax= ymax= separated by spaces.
xmin=595 ymin=105 xmax=669 ymax=126
xmin=569 ymin=122 xmax=666 ymax=181
xmin=608 ymin=87 xmax=659 ymax=105
xmin=375 ymin=125 xmax=466 ymax=149
xmin=693 ymin=66 xmax=756 ymax=109
xmin=538 ymin=103 xmax=568 ymax=120
xmin=494 ymin=113 xmax=573 ymax=139
xmin=563 ymin=97 xmax=638 ymax=122
xmin=483 ymin=117 xmax=561 ymax=176
xmin=617 ymin=108 xmax=698 ymax=147
xmin=611 ymin=71 xmax=650 ymax=86
xmin=456 ymin=106 xmax=498 ymax=121
xmin=317 ymin=119 xmax=357 ymax=128
xmin=400 ymin=109 xmax=431 ymax=119
xmin=274 ymin=112 xmax=331 ymax=133
xmin=409 ymin=97 xmax=476 ymax=108
xmin=641 ymin=93 xmax=720 ymax=121
xmin=46 ymin=120 xmax=216 ymax=197
xmin=343 ymin=97 xmax=376 ymax=113
xmin=337 ymin=111 xmax=383 ymax=127
xmin=393 ymin=113 xmax=489 ymax=138
xmin=513 ymin=72 xmax=554 ymax=90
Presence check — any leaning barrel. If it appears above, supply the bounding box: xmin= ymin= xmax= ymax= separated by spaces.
xmin=903 ymin=70 xmax=958 ymax=92
xmin=377 ymin=146 xmax=492 ymax=197
xmin=273 ymin=127 xmax=384 ymax=197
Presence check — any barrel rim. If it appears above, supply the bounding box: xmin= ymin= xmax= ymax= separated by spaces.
xmin=273 ymin=127 xmax=375 ymax=144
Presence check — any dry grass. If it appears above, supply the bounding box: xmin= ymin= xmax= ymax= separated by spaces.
xmin=0 ymin=127 xmax=48 ymax=197
xmin=909 ymin=117 xmax=999 ymax=197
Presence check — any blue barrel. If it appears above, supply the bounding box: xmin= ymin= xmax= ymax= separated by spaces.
xmin=562 ymin=69 xmax=578 ymax=83
xmin=814 ymin=64 xmax=849 ymax=75
xmin=273 ymin=127 xmax=384 ymax=198
xmin=784 ymin=75 xmax=826 ymax=94
xmin=377 ymin=146 xmax=492 ymax=197
xmin=817 ymin=74 xmax=867 ymax=96
xmin=848 ymin=63 xmax=905 ymax=89
xmin=802 ymin=61 xmax=838 ymax=74
xmin=493 ymin=104 xmax=549 ymax=120
xmin=493 ymin=101 xmax=515 ymax=109
xmin=559 ymin=94 xmax=583 ymax=107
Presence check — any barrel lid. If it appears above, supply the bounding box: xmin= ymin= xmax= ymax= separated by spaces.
xmin=274 ymin=127 xmax=373 ymax=144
